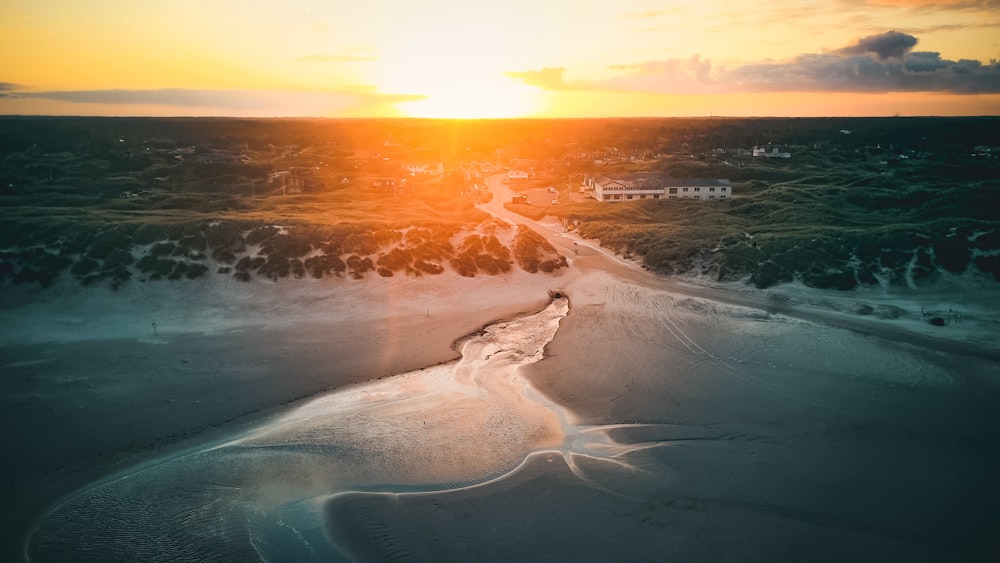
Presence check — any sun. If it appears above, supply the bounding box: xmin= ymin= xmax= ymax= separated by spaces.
xmin=395 ymin=74 xmax=541 ymax=119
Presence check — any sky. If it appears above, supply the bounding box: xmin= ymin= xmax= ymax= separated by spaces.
xmin=1 ymin=0 xmax=999 ymax=118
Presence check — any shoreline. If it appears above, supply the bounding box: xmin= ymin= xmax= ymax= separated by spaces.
xmin=0 ymin=270 xmax=563 ymax=562
xmin=4 ymin=260 xmax=1000 ymax=560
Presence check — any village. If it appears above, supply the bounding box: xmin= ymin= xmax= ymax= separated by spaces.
xmin=5 ymin=116 xmax=974 ymax=206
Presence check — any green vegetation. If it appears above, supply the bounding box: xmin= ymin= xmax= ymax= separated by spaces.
xmin=545 ymin=157 xmax=1000 ymax=288
xmin=1 ymin=116 xmax=996 ymax=291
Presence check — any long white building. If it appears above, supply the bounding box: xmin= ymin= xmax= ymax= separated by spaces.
xmin=585 ymin=174 xmax=732 ymax=202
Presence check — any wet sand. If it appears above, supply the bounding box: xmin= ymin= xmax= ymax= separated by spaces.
xmin=4 ymin=239 xmax=1000 ymax=560
xmin=0 ymin=272 xmax=557 ymax=562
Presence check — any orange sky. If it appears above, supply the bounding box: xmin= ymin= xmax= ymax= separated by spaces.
xmin=1 ymin=0 xmax=998 ymax=118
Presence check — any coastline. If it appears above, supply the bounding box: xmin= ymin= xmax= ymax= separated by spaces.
xmin=4 ymin=253 xmax=1000 ymax=560
xmin=0 ymin=269 xmax=562 ymax=562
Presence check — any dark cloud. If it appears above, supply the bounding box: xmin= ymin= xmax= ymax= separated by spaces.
xmin=0 ymin=82 xmax=25 ymax=96
xmin=835 ymin=30 xmax=918 ymax=60
xmin=506 ymin=31 xmax=1000 ymax=96
xmin=727 ymin=51 xmax=1000 ymax=93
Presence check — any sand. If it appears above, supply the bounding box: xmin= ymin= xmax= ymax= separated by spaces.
xmin=4 ymin=181 xmax=1000 ymax=560
xmin=0 ymin=270 xmax=562 ymax=561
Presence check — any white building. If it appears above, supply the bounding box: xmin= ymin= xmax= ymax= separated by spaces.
xmin=752 ymin=146 xmax=791 ymax=158
xmin=403 ymin=162 xmax=444 ymax=177
xmin=585 ymin=174 xmax=732 ymax=202
xmin=663 ymin=178 xmax=732 ymax=200
xmin=586 ymin=175 xmax=665 ymax=202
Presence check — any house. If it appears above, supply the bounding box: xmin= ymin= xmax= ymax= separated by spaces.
xmin=752 ymin=146 xmax=791 ymax=158
xmin=663 ymin=178 xmax=732 ymax=200
xmin=585 ymin=174 xmax=666 ymax=202
xmin=585 ymin=174 xmax=732 ymax=202
xmin=403 ymin=162 xmax=444 ymax=177
xmin=715 ymin=147 xmax=750 ymax=157
xmin=269 ymin=168 xmax=324 ymax=194
xmin=506 ymin=169 xmax=529 ymax=181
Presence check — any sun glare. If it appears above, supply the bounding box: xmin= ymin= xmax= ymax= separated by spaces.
xmin=396 ymin=75 xmax=541 ymax=119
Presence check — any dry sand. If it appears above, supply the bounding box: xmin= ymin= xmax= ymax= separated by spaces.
xmin=4 ymin=189 xmax=1000 ymax=560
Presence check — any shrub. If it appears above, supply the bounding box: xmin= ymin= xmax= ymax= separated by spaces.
xmin=150 ymin=242 xmax=176 ymax=256
xmin=414 ymin=259 xmax=444 ymax=275
xmin=205 ymin=222 xmax=244 ymax=252
xmin=212 ymin=248 xmax=237 ymax=263
xmin=304 ymin=254 xmax=346 ymax=278
xmin=69 ymin=257 xmax=101 ymax=277
xmin=343 ymin=232 xmax=379 ymax=255
xmin=974 ymin=255 xmax=1000 ymax=281
xmin=750 ymin=260 xmax=791 ymax=289
xmin=176 ymin=234 xmax=207 ymax=254
xmin=450 ymin=254 xmax=477 ymax=277
xmin=933 ymin=235 xmax=970 ymax=273
xmin=245 ymin=225 xmax=280 ymax=246
xmin=377 ymin=247 xmax=413 ymax=273
xmin=346 ymin=255 xmax=374 ymax=279
xmin=137 ymin=256 xmax=177 ymax=280
xmin=801 ymin=268 xmax=858 ymax=291
xmin=513 ymin=227 xmax=566 ymax=273
xmin=184 ymin=262 xmax=209 ymax=279
xmin=260 ymin=232 xmax=311 ymax=259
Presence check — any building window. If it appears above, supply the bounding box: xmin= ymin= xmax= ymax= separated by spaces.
xmin=694 ymin=187 xmax=701 ymax=192
xmin=682 ymin=187 xmax=689 ymax=192
xmin=668 ymin=195 xmax=677 ymax=199
xmin=627 ymin=195 xmax=633 ymax=200
xmin=654 ymin=194 xmax=660 ymax=199
xmin=709 ymin=187 xmax=716 ymax=192
xmin=721 ymin=187 xmax=728 ymax=192
xmin=720 ymin=195 xmax=727 ymax=199
xmin=668 ymin=187 xmax=678 ymax=194
xmin=709 ymin=195 xmax=715 ymax=199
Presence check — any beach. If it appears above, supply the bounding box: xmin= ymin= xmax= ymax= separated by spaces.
xmin=4 ymin=198 xmax=1000 ymax=560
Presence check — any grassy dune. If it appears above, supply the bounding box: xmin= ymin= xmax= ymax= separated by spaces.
xmin=0 ymin=183 xmax=568 ymax=289
xmin=2 ymin=116 xmax=997 ymax=291
xmin=547 ymin=150 xmax=1000 ymax=289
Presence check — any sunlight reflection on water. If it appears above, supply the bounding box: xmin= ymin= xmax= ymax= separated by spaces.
xmin=28 ymin=296 xmax=664 ymax=561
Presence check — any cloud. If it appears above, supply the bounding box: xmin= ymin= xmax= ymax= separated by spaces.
xmin=857 ymin=0 xmax=1000 ymax=10
xmin=504 ymin=68 xmax=573 ymax=90
xmin=0 ymin=82 xmax=25 ymax=96
xmin=506 ymin=31 xmax=1000 ymax=95
xmin=835 ymin=30 xmax=918 ymax=60
xmin=2 ymin=87 xmax=423 ymax=115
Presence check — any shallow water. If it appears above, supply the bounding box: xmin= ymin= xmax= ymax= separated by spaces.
xmin=27 ymin=297 xmax=653 ymax=561
xmin=23 ymin=288 xmax=1000 ymax=562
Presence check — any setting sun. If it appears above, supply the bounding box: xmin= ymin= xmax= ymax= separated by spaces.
xmin=0 ymin=0 xmax=997 ymax=117
xmin=396 ymin=75 xmax=542 ymax=118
